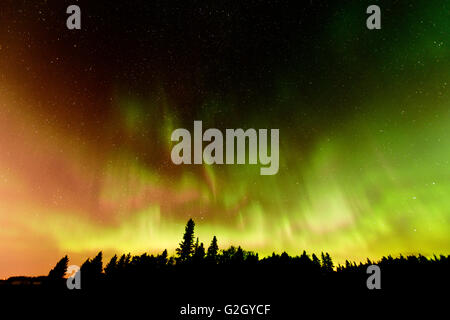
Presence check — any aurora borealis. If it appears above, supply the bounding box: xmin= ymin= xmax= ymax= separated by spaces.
xmin=0 ymin=1 xmax=449 ymax=278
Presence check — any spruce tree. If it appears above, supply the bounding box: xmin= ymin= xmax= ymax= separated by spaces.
xmin=193 ymin=242 xmax=206 ymax=263
xmin=105 ymin=254 xmax=118 ymax=276
xmin=206 ymin=236 xmax=219 ymax=262
xmin=48 ymin=255 xmax=69 ymax=280
xmin=176 ymin=219 xmax=195 ymax=262
xmin=321 ymin=252 xmax=334 ymax=272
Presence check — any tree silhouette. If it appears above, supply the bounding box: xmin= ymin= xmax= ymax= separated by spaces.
xmin=47 ymin=255 xmax=68 ymax=280
xmin=117 ymin=253 xmax=131 ymax=271
xmin=105 ymin=254 xmax=118 ymax=277
xmin=80 ymin=251 xmax=103 ymax=288
xmin=176 ymin=218 xmax=195 ymax=263
xmin=157 ymin=249 xmax=168 ymax=266
xmin=234 ymin=246 xmax=245 ymax=264
xmin=321 ymin=252 xmax=334 ymax=272
xmin=193 ymin=241 xmax=206 ymax=263
xmin=91 ymin=251 xmax=103 ymax=274
xmin=194 ymin=237 xmax=199 ymax=252
xmin=45 ymin=255 xmax=69 ymax=288
xmin=206 ymin=235 xmax=219 ymax=263
xmin=311 ymin=253 xmax=320 ymax=268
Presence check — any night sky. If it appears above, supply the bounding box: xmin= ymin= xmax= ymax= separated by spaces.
xmin=0 ymin=0 xmax=449 ymax=277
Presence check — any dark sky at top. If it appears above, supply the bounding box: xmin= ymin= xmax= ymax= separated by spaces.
xmin=2 ymin=0 xmax=435 ymax=129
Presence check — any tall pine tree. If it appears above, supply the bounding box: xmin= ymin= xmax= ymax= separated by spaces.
xmin=176 ymin=219 xmax=195 ymax=263
xmin=206 ymin=236 xmax=219 ymax=263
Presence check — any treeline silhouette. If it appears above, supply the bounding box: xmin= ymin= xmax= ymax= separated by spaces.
xmin=1 ymin=218 xmax=447 ymax=317
xmin=37 ymin=219 xmax=448 ymax=293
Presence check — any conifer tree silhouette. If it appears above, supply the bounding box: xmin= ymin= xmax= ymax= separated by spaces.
xmin=311 ymin=253 xmax=321 ymax=268
xmin=193 ymin=242 xmax=206 ymax=263
xmin=299 ymin=250 xmax=311 ymax=264
xmin=80 ymin=251 xmax=103 ymax=288
xmin=93 ymin=252 xmax=103 ymax=273
xmin=105 ymin=254 xmax=118 ymax=276
xmin=48 ymin=255 xmax=68 ymax=280
xmin=321 ymin=252 xmax=334 ymax=272
xmin=157 ymin=249 xmax=168 ymax=266
xmin=234 ymin=246 xmax=245 ymax=264
xmin=91 ymin=251 xmax=103 ymax=275
xmin=117 ymin=254 xmax=127 ymax=270
xmin=206 ymin=235 xmax=219 ymax=263
xmin=194 ymin=237 xmax=199 ymax=252
xmin=176 ymin=218 xmax=195 ymax=263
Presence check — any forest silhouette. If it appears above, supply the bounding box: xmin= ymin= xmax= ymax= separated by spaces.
xmin=1 ymin=218 xmax=448 ymax=316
